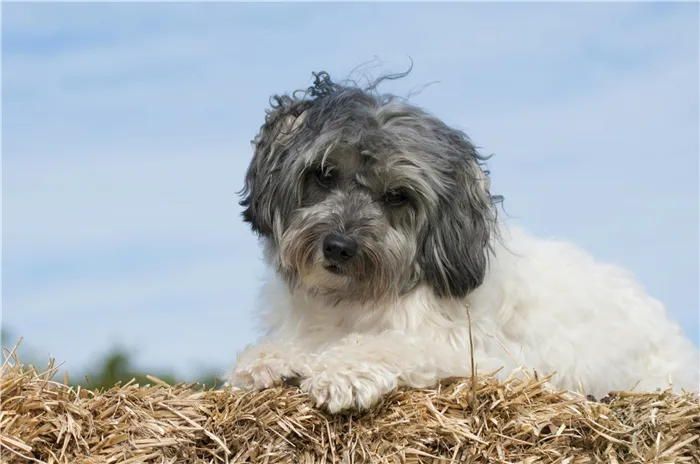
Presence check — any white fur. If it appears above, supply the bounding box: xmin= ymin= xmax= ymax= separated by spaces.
xmin=228 ymin=225 xmax=699 ymax=413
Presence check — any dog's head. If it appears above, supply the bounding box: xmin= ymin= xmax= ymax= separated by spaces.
xmin=240 ymin=72 xmax=499 ymax=303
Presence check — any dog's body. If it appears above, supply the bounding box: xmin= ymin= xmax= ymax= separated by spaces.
xmin=227 ymin=72 xmax=699 ymax=412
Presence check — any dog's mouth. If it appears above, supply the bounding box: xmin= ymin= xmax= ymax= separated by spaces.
xmin=323 ymin=264 xmax=345 ymax=275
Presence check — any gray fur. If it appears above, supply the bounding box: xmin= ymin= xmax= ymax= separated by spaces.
xmin=240 ymin=71 xmax=501 ymax=302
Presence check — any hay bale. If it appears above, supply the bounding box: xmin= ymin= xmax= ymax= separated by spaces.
xmin=1 ymin=348 xmax=698 ymax=463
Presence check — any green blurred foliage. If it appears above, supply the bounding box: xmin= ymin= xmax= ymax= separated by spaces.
xmin=75 ymin=348 xmax=223 ymax=391
xmin=1 ymin=328 xmax=223 ymax=391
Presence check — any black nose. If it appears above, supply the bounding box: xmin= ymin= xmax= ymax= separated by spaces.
xmin=323 ymin=234 xmax=357 ymax=262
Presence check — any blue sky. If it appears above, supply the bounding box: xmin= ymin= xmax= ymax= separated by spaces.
xmin=2 ymin=2 xmax=698 ymax=380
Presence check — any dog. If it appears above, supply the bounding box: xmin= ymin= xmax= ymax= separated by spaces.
xmin=225 ymin=71 xmax=699 ymax=413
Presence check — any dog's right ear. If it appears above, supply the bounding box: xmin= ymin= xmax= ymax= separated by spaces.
xmin=239 ymin=100 xmax=310 ymax=236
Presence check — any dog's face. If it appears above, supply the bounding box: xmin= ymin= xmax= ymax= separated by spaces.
xmin=241 ymin=73 xmax=497 ymax=303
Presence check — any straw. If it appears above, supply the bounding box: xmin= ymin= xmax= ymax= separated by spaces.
xmin=1 ymin=341 xmax=698 ymax=463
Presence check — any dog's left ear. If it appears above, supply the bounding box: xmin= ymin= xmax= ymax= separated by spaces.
xmin=240 ymin=102 xmax=310 ymax=237
xmin=419 ymin=164 xmax=493 ymax=299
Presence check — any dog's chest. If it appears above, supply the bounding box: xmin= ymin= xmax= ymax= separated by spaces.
xmin=289 ymin=285 xmax=470 ymax=348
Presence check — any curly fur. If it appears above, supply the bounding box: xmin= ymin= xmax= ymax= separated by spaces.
xmin=227 ymin=71 xmax=699 ymax=413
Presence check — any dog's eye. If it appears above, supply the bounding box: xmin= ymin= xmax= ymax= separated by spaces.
xmin=384 ymin=190 xmax=408 ymax=207
xmin=315 ymin=167 xmax=336 ymax=188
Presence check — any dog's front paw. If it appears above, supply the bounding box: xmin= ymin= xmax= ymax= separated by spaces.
xmin=231 ymin=356 xmax=294 ymax=391
xmin=228 ymin=344 xmax=309 ymax=391
xmin=300 ymin=367 xmax=398 ymax=413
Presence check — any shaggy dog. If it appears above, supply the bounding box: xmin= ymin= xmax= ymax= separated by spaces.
xmin=226 ymin=71 xmax=699 ymax=413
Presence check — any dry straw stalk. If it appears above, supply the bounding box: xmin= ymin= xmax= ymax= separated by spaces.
xmin=1 ymin=342 xmax=698 ymax=463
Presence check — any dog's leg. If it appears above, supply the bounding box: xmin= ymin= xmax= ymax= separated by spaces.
xmin=299 ymin=332 xmax=455 ymax=413
xmin=226 ymin=338 xmax=312 ymax=391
